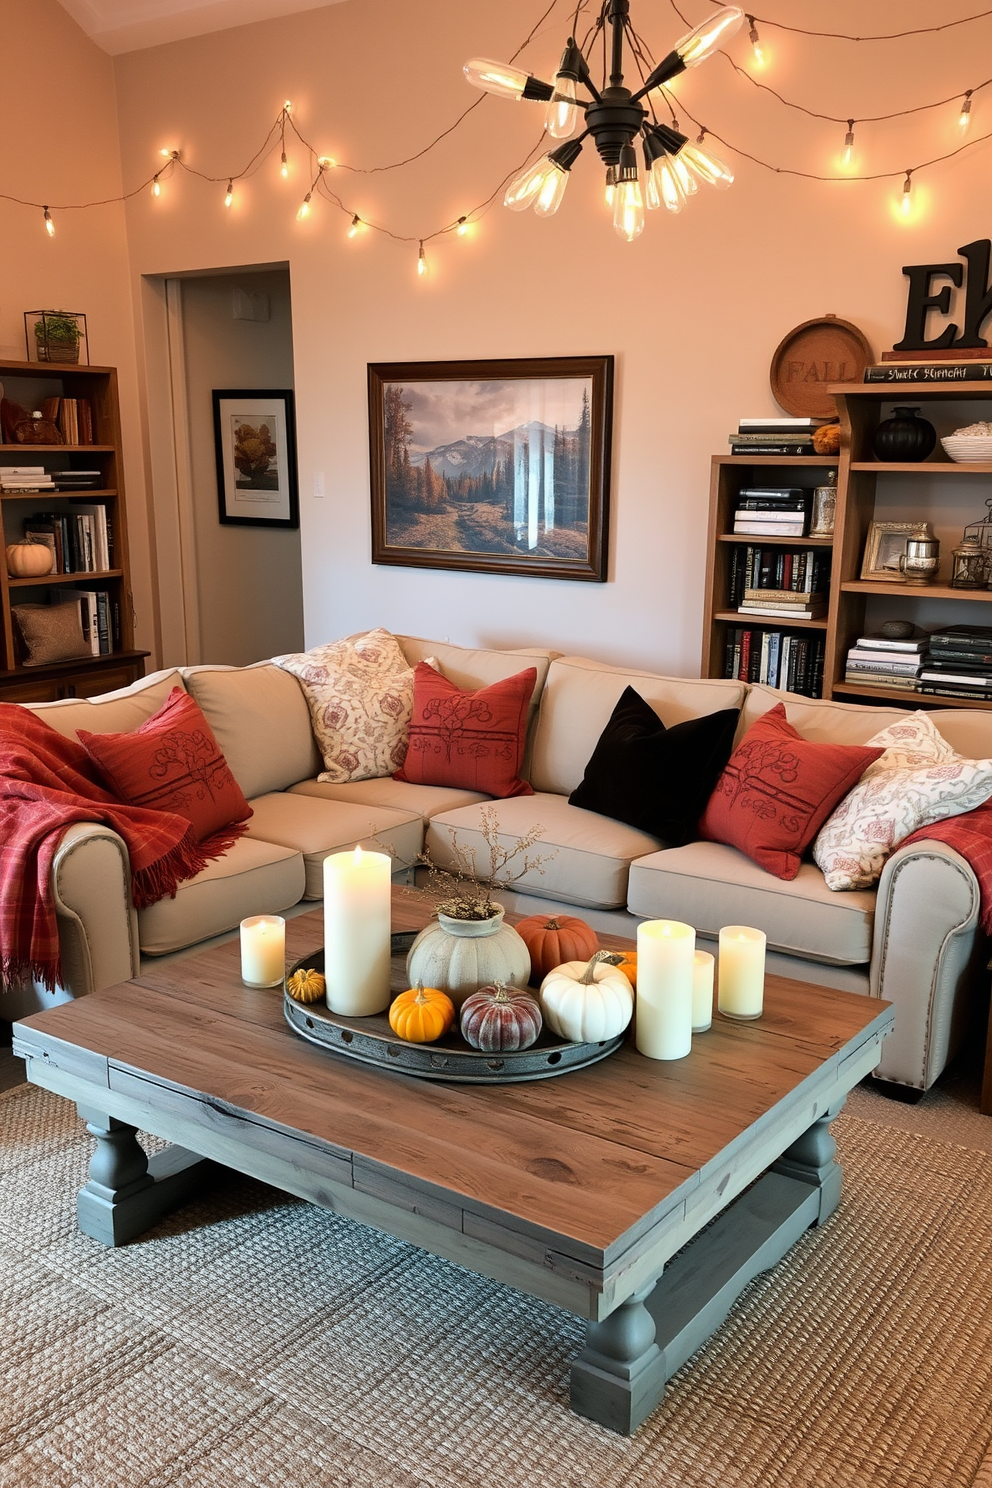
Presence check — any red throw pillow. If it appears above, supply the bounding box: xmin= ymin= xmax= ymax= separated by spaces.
xmin=77 ymin=687 xmax=252 ymax=842
xmin=698 ymin=703 xmax=883 ymax=880
xmin=394 ymin=663 xmax=536 ymax=798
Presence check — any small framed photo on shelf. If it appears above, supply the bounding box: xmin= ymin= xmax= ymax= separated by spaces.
xmin=860 ymin=521 xmax=919 ymax=581
xmin=212 ymin=389 xmax=299 ymax=528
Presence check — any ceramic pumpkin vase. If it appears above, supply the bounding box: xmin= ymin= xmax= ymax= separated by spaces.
xmin=405 ymin=906 xmax=531 ymax=1009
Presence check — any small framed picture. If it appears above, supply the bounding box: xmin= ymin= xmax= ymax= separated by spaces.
xmin=860 ymin=521 xmax=919 ymax=581
xmin=212 ymin=389 xmax=298 ymax=528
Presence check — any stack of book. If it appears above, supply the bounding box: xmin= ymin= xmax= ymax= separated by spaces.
xmin=51 ymin=469 xmax=102 ymax=492
xmin=918 ymin=626 xmax=992 ymax=700
xmin=844 ymin=630 xmax=927 ymax=690
xmin=728 ymin=545 xmax=830 ymax=607
xmin=864 ymin=348 xmax=992 ymax=384
xmin=24 ymin=506 xmax=111 ymax=575
xmin=738 ymin=589 xmax=826 ymax=621
xmin=729 ymin=418 xmax=829 ymax=456
xmin=1 ymin=465 xmax=54 ymax=494
xmin=733 ymin=488 xmax=809 ymax=538
xmin=52 ymin=589 xmax=114 ymax=656
xmin=723 ymin=627 xmax=825 ymax=695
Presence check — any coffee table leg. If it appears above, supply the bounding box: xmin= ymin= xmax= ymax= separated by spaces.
xmin=570 ymin=1283 xmax=666 ymax=1436
xmin=76 ymin=1105 xmax=210 ymax=1247
xmin=771 ymin=1097 xmax=845 ymax=1225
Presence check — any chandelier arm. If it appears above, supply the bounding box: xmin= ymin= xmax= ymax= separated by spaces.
xmin=608 ymin=0 xmax=629 ymax=88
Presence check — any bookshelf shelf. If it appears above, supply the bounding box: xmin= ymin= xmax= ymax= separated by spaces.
xmin=713 ymin=609 xmax=827 ymax=631
xmin=0 ymin=360 xmax=145 ymax=699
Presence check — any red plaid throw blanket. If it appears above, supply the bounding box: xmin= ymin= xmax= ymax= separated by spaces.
xmin=900 ymin=797 xmax=992 ymax=933
xmin=0 ymin=704 xmax=245 ymax=992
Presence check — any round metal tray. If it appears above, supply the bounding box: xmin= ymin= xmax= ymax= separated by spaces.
xmin=283 ymin=944 xmax=625 ymax=1083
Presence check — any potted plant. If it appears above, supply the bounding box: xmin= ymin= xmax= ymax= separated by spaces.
xmin=31 ymin=311 xmax=84 ymax=364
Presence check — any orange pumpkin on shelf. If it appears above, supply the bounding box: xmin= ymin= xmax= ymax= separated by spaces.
xmin=388 ymin=983 xmax=456 ymax=1044
xmin=613 ymin=951 xmax=637 ymax=988
xmin=514 ymin=913 xmax=599 ymax=985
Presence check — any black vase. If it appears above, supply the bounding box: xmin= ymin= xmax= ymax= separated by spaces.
xmin=871 ymin=406 xmax=937 ymax=462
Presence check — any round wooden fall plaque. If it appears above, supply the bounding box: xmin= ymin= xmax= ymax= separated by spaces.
xmin=770 ymin=314 xmax=874 ymax=418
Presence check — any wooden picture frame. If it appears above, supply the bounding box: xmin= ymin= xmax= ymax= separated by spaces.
xmin=369 ymin=356 xmax=613 ymax=581
xmin=860 ymin=521 xmax=920 ymax=581
xmin=213 ymin=389 xmax=299 ymax=528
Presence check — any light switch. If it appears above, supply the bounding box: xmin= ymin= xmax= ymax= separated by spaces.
xmin=313 ymin=470 xmax=325 ymax=498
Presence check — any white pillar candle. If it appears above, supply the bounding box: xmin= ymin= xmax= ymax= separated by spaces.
xmin=635 ymin=919 xmax=695 ymax=1060
xmin=323 ymin=845 xmax=392 ymax=1016
xmin=718 ymin=926 xmax=766 ymax=1020
xmin=692 ymin=951 xmax=714 ymax=1033
xmin=240 ymin=915 xmax=286 ymax=988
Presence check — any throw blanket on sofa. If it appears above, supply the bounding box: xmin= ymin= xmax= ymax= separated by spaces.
xmin=901 ymin=797 xmax=992 ymax=933
xmin=0 ymin=705 xmax=244 ymax=993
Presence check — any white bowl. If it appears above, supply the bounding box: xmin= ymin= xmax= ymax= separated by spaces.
xmin=941 ymin=435 xmax=992 ymax=463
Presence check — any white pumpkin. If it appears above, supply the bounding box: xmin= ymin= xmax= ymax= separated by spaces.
xmin=539 ymin=951 xmax=634 ymax=1043
xmin=406 ymin=908 xmax=531 ymax=1009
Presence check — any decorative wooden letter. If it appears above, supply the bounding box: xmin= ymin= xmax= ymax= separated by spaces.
xmin=893 ymin=261 xmax=963 ymax=350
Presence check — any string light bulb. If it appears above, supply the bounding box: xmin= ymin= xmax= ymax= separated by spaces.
xmin=297 ymin=192 xmax=311 ymax=220
xmin=960 ymin=91 xmax=973 ymax=131
xmin=280 ymin=150 xmax=289 ymax=178
xmin=504 ymin=141 xmax=582 ymax=216
xmin=159 ymin=147 xmax=175 ymax=159
xmin=746 ymin=14 xmax=764 ymax=66
xmin=843 ymin=120 xmax=855 ymax=166
xmin=284 ymin=101 xmax=292 ymax=113
xmin=901 ymin=170 xmax=913 ymax=215
xmin=43 ymin=206 xmax=54 ymax=237
xmin=612 ymin=145 xmax=645 ymax=241
xmin=417 ymin=242 xmax=427 ymax=277
xmin=224 ymin=179 xmax=234 ymax=208
xmin=456 ymin=216 xmax=469 ymax=235
xmin=347 ymin=213 xmax=362 ymax=238
xmin=151 ymin=174 xmax=161 ymax=198
xmin=318 ymin=155 xmax=335 ymax=168
xmin=545 ymin=40 xmax=586 ymax=139
xmin=604 ymin=165 xmax=617 ymax=207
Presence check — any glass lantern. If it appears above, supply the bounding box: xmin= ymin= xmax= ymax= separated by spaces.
xmin=951 ymin=537 xmax=989 ymax=589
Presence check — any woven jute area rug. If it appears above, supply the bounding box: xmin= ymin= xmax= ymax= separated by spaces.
xmin=1 ymin=1083 xmax=991 ymax=1488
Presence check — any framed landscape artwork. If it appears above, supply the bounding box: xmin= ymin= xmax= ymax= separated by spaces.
xmin=368 ymin=356 xmax=613 ymax=580
xmin=213 ymin=389 xmax=299 ymax=528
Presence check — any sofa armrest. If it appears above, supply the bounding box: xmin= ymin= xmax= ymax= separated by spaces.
xmin=52 ymin=823 xmax=140 ymax=997
xmin=872 ymin=839 xmax=985 ymax=1091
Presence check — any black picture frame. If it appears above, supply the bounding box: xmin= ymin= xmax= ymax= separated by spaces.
xmin=369 ymin=356 xmax=613 ymax=581
xmin=212 ymin=388 xmax=299 ymax=528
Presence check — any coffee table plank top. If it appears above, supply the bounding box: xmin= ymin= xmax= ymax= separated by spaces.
xmin=16 ymin=894 xmax=893 ymax=1272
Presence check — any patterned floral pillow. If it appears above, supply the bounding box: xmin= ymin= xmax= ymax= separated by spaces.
xmin=274 ymin=629 xmax=428 ymax=784
xmin=814 ymin=711 xmax=992 ymax=890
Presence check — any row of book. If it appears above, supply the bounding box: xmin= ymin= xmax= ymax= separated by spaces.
xmin=41 ymin=396 xmax=95 ymax=445
xmin=728 ymin=417 xmax=829 ymax=458
xmin=844 ymin=626 xmax=992 ymax=701
xmin=729 ymin=545 xmax=831 ymax=611
xmin=51 ymin=589 xmax=117 ymax=656
xmin=722 ymin=627 xmax=826 ymax=696
xmin=1 ymin=464 xmax=103 ymax=494
xmin=23 ymin=507 xmax=112 ymax=574
xmin=733 ymin=487 xmax=810 ymax=538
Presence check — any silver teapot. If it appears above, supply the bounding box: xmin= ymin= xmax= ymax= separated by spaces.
xmin=898 ymin=524 xmax=940 ymax=585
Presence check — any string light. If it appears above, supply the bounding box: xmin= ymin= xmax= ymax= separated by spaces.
xmin=901 ymin=169 xmax=913 ymax=215
xmin=318 ymin=155 xmax=335 ymax=168
xmin=417 ymin=241 xmax=427 ymax=277
xmin=224 ymin=179 xmax=234 ymax=208
xmin=456 ymin=216 xmax=469 ymax=235
xmin=280 ymin=150 xmax=289 ymax=178
xmin=347 ymin=213 xmax=362 ymax=237
xmin=159 ymin=148 xmax=174 ymax=159
xmin=297 ymin=191 xmax=311 ymax=219
xmin=843 ymin=120 xmax=855 ymax=166
xmin=43 ymin=206 xmax=54 ymax=237
xmin=960 ymin=91 xmax=974 ymax=130
xmin=284 ymin=101 xmax=292 ymax=112
xmin=746 ymin=15 xmax=764 ymax=66
xmin=151 ymin=174 xmax=161 ymax=197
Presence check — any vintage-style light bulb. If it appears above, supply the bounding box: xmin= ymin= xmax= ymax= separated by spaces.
xmin=347 ymin=214 xmax=362 ymax=237
xmin=747 ymin=15 xmax=764 ymax=66
xmin=604 ymin=165 xmax=617 ymax=206
xmin=901 ymin=171 xmax=913 ymax=215
xmin=679 ymin=138 xmax=734 ymax=188
xmin=151 ymin=175 xmax=161 ymax=198
xmin=280 ymin=150 xmax=289 ymax=178
xmin=645 ymin=169 xmax=661 ymax=210
xmin=653 ymin=157 xmax=685 ymax=213
xmin=843 ymin=120 xmax=855 ymax=166
xmin=463 ymin=58 xmax=553 ymax=101
xmin=43 ymin=206 xmax=54 ymax=237
xmin=456 ymin=216 xmax=469 ymax=235
xmin=504 ymin=156 xmax=566 ymax=212
xmin=224 ymin=180 xmax=234 ymax=208
xmin=159 ymin=147 xmax=174 ymax=159
xmin=318 ymin=155 xmax=335 ymax=169
xmin=676 ymin=5 xmax=744 ymax=66
xmin=670 ymin=152 xmax=697 ymax=195
xmin=613 ymin=177 xmax=645 ymax=240
xmin=546 ymin=73 xmax=578 ymax=138
xmin=960 ymin=92 xmax=973 ymax=131
xmin=297 ymin=192 xmax=311 ymax=220
xmin=417 ymin=242 xmax=427 ymax=277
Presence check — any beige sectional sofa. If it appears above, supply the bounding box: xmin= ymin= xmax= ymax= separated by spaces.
xmin=6 ymin=633 xmax=991 ymax=1099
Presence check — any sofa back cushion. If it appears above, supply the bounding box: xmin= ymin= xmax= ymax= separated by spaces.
xmin=22 ymin=669 xmax=187 ymax=739
xmin=530 ymin=656 xmax=747 ymax=797
xmin=740 ymin=682 xmax=992 ymax=759
xmin=183 ymin=663 xmax=322 ymax=799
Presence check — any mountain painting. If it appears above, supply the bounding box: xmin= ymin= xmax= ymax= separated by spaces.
xmin=382 ymin=377 xmax=595 ymax=559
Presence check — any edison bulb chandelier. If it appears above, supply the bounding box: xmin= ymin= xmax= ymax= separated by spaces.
xmin=464 ymin=1 xmax=743 ymax=241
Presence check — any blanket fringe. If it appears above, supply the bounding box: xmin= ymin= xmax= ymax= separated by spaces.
xmin=130 ymin=819 xmax=250 ymax=909
xmin=2 ymin=954 xmax=61 ymax=995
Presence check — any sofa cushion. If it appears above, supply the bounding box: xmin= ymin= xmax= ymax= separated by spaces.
xmin=245 ymin=793 xmax=423 ymax=899
xmin=23 ymin=669 xmax=187 ymax=740
xmin=699 ymin=703 xmax=884 ymax=881
xmin=395 ymin=663 xmax=535 ymax=798
xmin=288 ymin=777 xmax=489 ymax=818
xmin=529 ymin=656 xmax=746 ymax=797
xmin=738 ymin=684 xmax=909 ymax=746
xmin=627 ymin=841 xmax=876 ymax=966
xmin=425 ymin=794 xmax=661 ymax=910
xmin=183 ymin=663 xmax=321 ymax=798
xmin=138 ymin=837 xmax=305 ymax=956
xmin=568 ymin=687 xmax=739 ymax=845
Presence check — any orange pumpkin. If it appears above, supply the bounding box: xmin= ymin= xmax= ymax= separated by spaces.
xmin=388 ymin=983 xmax=456 ymax=1044
xmin=613 ymin=951 xmax=637 ymax=988
xmin=515 ymin=914 xmax=599 ymax=985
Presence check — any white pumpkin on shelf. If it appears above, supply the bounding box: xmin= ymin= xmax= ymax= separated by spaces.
xmin=539 ymin=951 xmax=634 ymax=1043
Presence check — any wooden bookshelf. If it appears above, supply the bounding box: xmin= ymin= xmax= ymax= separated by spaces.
xmin=0 ymin=360 xmax=147 ymax=700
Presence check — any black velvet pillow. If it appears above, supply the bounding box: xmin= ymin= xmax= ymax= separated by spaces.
xmin=568 ymin=687 xmax=740 ymax=846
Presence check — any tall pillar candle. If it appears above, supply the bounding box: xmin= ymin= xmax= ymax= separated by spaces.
xmin=692 ymin=951 xmax=714 ymax=1032
xmin=240 ymin=915 xmax=286 ymax=988
xmin=718 ymin=925 xmax=766 ymax=1020
xmin=323 ymin=846 xmax=392 ymax=1016
xmin=635 ymin=919 xmax=695 ymax=1060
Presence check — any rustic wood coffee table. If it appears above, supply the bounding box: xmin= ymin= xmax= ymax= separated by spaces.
xmin=14 ymin=891 xmax=893 ymax=1435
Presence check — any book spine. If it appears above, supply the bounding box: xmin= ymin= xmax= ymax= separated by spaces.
xmin=96 ymin=593 xmax=110 ymax=655
xmin=864 ymin=364 xmax=992 ymax=382
xmin=739 ymin=629 xmax=752 ymax=681
xmin=759 ymin=631 xmax=771 ymax=686
xmin=731 ymin=445 xmax=816 ymax=456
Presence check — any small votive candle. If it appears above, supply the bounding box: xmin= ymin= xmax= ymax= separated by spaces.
xmin=718 ymin=925 xmax=766 ymax=1020
xmin=240 ymin=915 xmax=286 ymax=988
xmin=635 ymin=919 xmax=695 ymax=1060
xmin=692 ymin=951 xmax=714 ymax=1033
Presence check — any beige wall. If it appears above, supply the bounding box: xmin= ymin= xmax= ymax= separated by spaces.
xmin=0 ymin=0 xmax=156 ymax=662
xmin=10 ymin=0 xmax=990 ymax=676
